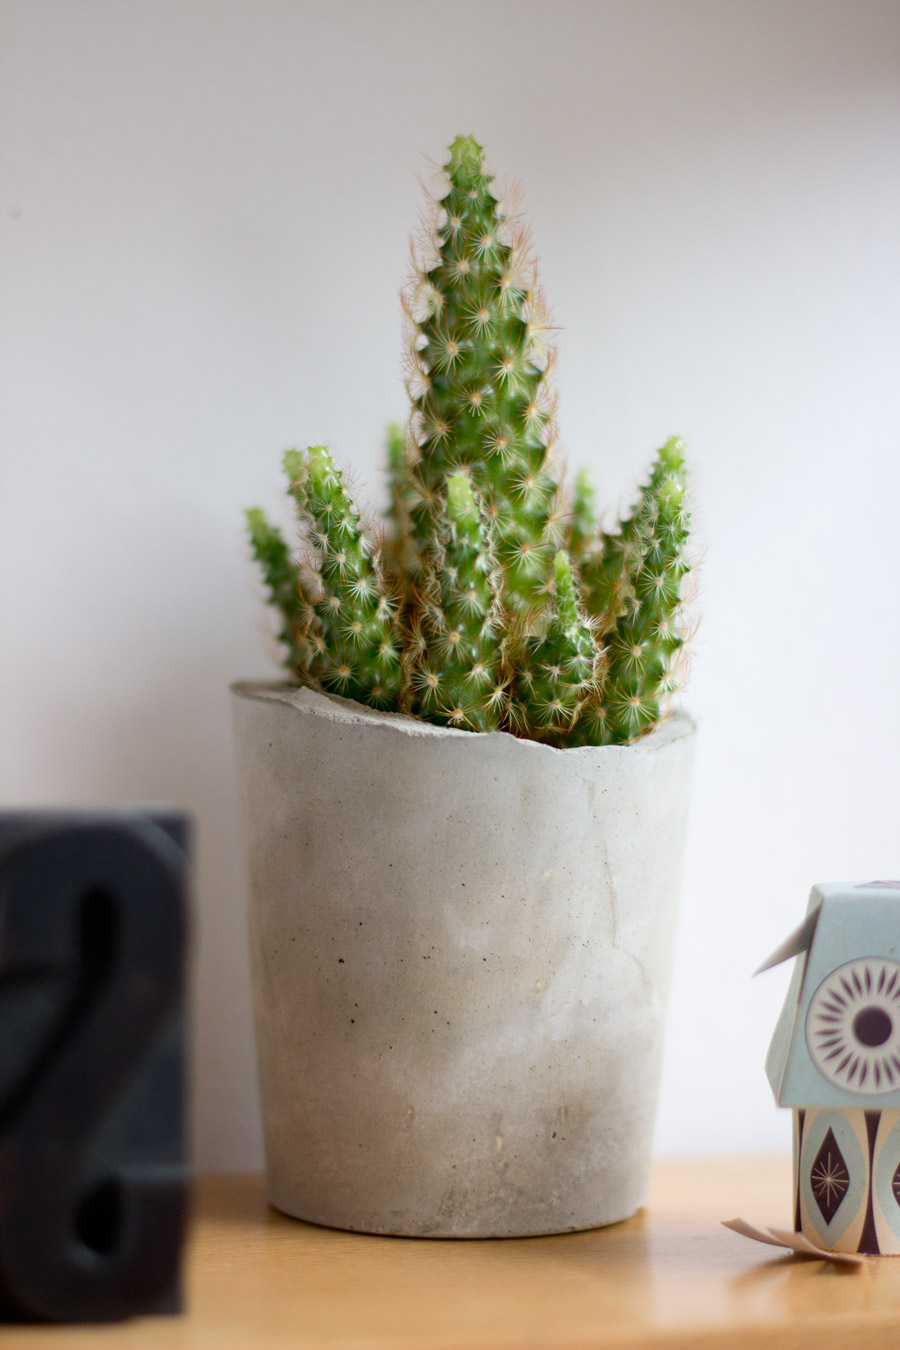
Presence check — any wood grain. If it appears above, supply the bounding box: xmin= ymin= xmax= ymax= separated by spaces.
xmin=6 ymin=1156 xmax=900 ymax=1348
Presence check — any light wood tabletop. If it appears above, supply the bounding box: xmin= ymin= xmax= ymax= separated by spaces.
xmin=6 ymin=1155 xmax=900 ymax=1348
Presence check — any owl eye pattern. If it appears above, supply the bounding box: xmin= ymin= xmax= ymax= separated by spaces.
xmin=806 ymin=958 xmax=900 ymax=1095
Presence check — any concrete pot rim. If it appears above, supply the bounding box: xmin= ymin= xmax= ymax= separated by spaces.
xmin=230 ymin=680 xmax=696 ymax=759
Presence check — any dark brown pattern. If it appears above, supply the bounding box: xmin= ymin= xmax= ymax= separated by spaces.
xmin=810 ymin=1128 xmax=849 ymax=1224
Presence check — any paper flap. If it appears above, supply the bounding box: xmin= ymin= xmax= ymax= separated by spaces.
xmin=755 ymin=906 xmax=822 ymax=976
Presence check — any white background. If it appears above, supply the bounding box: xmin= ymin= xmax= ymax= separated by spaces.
xmin=2 ymin=0 xmax=899 ymax=1169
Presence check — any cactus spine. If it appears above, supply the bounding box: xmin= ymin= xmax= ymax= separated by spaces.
xmin=246 ymin=136 xmax=694 ymax=747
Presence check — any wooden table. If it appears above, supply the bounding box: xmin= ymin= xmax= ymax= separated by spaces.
xmin=6 ymin=1156 xmax=900 ymax=1348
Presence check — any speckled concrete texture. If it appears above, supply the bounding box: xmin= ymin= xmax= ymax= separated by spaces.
xmin=231 ymin=682 xmax=694 ymax=1236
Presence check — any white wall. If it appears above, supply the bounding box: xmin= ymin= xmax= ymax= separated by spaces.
xmin=2 ymin=0 xmax=898 ymax=1167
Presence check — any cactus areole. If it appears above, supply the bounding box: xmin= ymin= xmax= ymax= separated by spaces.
xmin=246 ymin=135 xmax=694 ymax=747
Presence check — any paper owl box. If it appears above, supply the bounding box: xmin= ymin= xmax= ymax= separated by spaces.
xmin=762 ymin=880 xmax=900 ymax=1256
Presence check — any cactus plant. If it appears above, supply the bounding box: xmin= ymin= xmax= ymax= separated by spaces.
xmin=246 ymin=135 xmax=693 ymax=747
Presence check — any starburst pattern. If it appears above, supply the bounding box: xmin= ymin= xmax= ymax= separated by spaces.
xmin=806 ymin=958 xmax=900 ymax=1094
xmin=810 ymin=1129 xmax=850 ymax=1224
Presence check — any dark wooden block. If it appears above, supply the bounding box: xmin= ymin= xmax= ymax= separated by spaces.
xmin=0 ymin=810 xmax=190 ymax=1322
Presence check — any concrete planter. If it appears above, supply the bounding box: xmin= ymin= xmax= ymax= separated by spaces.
xmin=231 ymin=681 xmax=694 ymax=1237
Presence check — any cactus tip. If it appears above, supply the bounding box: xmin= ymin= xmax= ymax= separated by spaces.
xmin=659 ymin=436 xmax=686 ymax=474
xmin=553 ymin=549 xmax=572 ymax=585
xmin=446 ymin=134 xmax=484 ymax=181
xmin=305 ymin=444 xmax=333 ymax=485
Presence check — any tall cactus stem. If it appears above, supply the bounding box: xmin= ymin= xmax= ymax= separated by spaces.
xmin=399 ymin=135 xmax=561 ymax=619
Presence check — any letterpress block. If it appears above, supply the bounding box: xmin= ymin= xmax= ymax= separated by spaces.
xmin=0 ymin=810 xmax=190 ymax=1320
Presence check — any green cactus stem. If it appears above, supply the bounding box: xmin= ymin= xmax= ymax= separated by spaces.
xmin=245 ymin=506 xmax=321 ymax=680
xmin=510 ymin=550 xmax=598 ymax=746
xmin=400 ymin=134 xmax=562 ymax=617
xmin=410 ymin=471 xmax=506 ymax=731
xmin=576 ymin=437 xmax=686 ymax=629
xmin=597 ymin=465 xmax=691 ymax=743
xmin=282 ymin=446 xmax=402 ymax=708
xmin=383 ymin=421 xmax=419 ymax=585
xmin=568 ymin=467 xmax=598 ymax=561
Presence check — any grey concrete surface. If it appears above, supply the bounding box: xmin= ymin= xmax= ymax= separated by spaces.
xmin=231 ymin=683 xmax=694 ymax=1236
